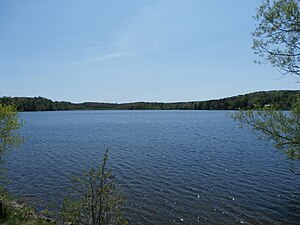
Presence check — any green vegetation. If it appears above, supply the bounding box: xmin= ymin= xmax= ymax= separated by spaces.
xmin=232 ymin=98 xmax=300 ymax=160
xmin=0 ymin=103 xmax=126 ymax=224
xmin=61 ymin=149 xmax=127 ymax=225
xmin=194 ymin=90 xmax=299 ymax=110
xmin=0 ymin=103 xmax=127 ymax=224
xmin=0 ymin=90 xmax=299 ymax=112
xmin=0 ymin=105 xmax=50 ymax=224
xmin=0 ymin=187 xmax=54 ymax=225
xmin=253 ymin=0 xmax=300 ymax=77
xmin=0 ymin=104 xmax=24 ymax=161
xmin=233 ymin=0 xmax=300 ymax=161
xmin=0 ymin=103 xmax=24 ymax=193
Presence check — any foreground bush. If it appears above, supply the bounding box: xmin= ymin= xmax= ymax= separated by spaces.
xmin=61 ymin=149 xmax=128 ymax=225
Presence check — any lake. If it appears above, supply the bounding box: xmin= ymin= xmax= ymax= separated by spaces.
xmin=5 ymin=110 xmax=300 ymax=224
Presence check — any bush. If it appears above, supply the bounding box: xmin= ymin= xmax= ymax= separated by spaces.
xmin=61 ymin=149 xmax=128 ymax=225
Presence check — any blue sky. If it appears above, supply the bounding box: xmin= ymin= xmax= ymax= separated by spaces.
xmin=0 ymin=0 xmax=298 ymax=103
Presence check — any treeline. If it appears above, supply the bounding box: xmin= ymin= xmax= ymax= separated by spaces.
xmin=0 ymin=90 xmax=299 ymax=111
xmin=194 ymin=90 xmax=300 ymax=110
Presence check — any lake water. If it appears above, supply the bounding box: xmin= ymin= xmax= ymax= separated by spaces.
xmin=5 ymin=110 xmax=300 ymax=224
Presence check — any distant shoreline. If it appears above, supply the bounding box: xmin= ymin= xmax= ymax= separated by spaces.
xmin=1 ymin=90 xmax=299 ymax=112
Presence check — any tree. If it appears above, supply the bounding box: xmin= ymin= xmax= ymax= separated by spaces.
xmin=0 ymin=104 xmax=23 ymax=165
xmin=253 ymin=0 xmax=300 ymax=77
xmin=233 ymin=0 xmax=300 ymax=161
xmin=0 ymin=104 xmax=24 ymax=220
xmin=232 ymin=98 xmax=300 ymax=160
xmin=61 ymin=149 xmax=127 ymax=225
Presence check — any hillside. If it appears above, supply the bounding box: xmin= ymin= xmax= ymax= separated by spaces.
xmin=0 ymin=90 xmax=299 ymax=111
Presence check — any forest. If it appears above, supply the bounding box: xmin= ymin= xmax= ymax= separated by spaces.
xmin=0 ymin=90 xmax=298 ymax=111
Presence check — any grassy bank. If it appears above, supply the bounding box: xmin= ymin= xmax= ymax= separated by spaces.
xmin=0 ymin=187 xmax=55 ymax=225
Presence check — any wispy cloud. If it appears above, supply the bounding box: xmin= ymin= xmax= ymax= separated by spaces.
xmin=74 ymin=52 xmax=132 ymax=65
xmin=111 ymin=2 xmax=170 ymax=55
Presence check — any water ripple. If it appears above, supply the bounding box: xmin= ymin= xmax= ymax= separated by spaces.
xmin=4 ymin=111 xmax=300 ymax=224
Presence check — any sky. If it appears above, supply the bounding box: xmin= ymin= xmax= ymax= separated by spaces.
xmin=0 ymin=0 xmax=299 ymax=103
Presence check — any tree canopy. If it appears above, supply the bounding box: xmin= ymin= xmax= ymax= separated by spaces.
xmin=0 ymin=90 xmax=299 ymax=111
xmin=233 ymin=0 xmax=300 ymax=161
xmin=253 ymin=0 xmax=300 ymax=77
xmin=0 ymin=104 xmax=24 ymax=222
xmin=0 ymin=104 xmax=23 ymax=161
xmin=232 ymin=99 xmax=300 ymax=160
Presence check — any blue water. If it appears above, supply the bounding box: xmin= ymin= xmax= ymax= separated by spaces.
xmin=5 ymin=110 xmax=300 ymax=224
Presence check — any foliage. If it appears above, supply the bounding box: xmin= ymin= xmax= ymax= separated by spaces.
xmin=253 ymin=0 xmax=300 ymax=76
xmin=0 ymin=104 xmax=24 ymax=181
xmin=232 ymin=98 xmax=300 ymax=160
xmin=0 ymin=104 xmax=24 ymax=157
xmin=0 ymin=90 xmax=299 ymax=111
xmin=194 ymin=90 xmax=299 ymax=110
xmin=231 ymin=0 xmax=300 ymax=161
xmin=0 ymin=104 xmax=28 ymax=223
xmin=61 ymin=149 xmax=127 ymax=225
xmin=0 ymin=187 xmax=54 ymax=225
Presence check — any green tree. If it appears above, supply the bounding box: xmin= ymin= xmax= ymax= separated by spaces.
xmin=61 ymin=149 xmax=127 ymax=225
xmin=0 ymin=104 xmax=24 ymax=221
xmin=253 ymin=0 xmax=300 ymax=77
xmin=232 ymin=98 xmax=300 ymax=160
xmin=0 ymin=104 xmax=23 ymax=164
xmin=233 ymin=0 xmax=300 ymax=161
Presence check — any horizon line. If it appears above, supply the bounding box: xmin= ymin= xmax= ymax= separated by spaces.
xmin=0 ymin=89 xmax=298 ymax=105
